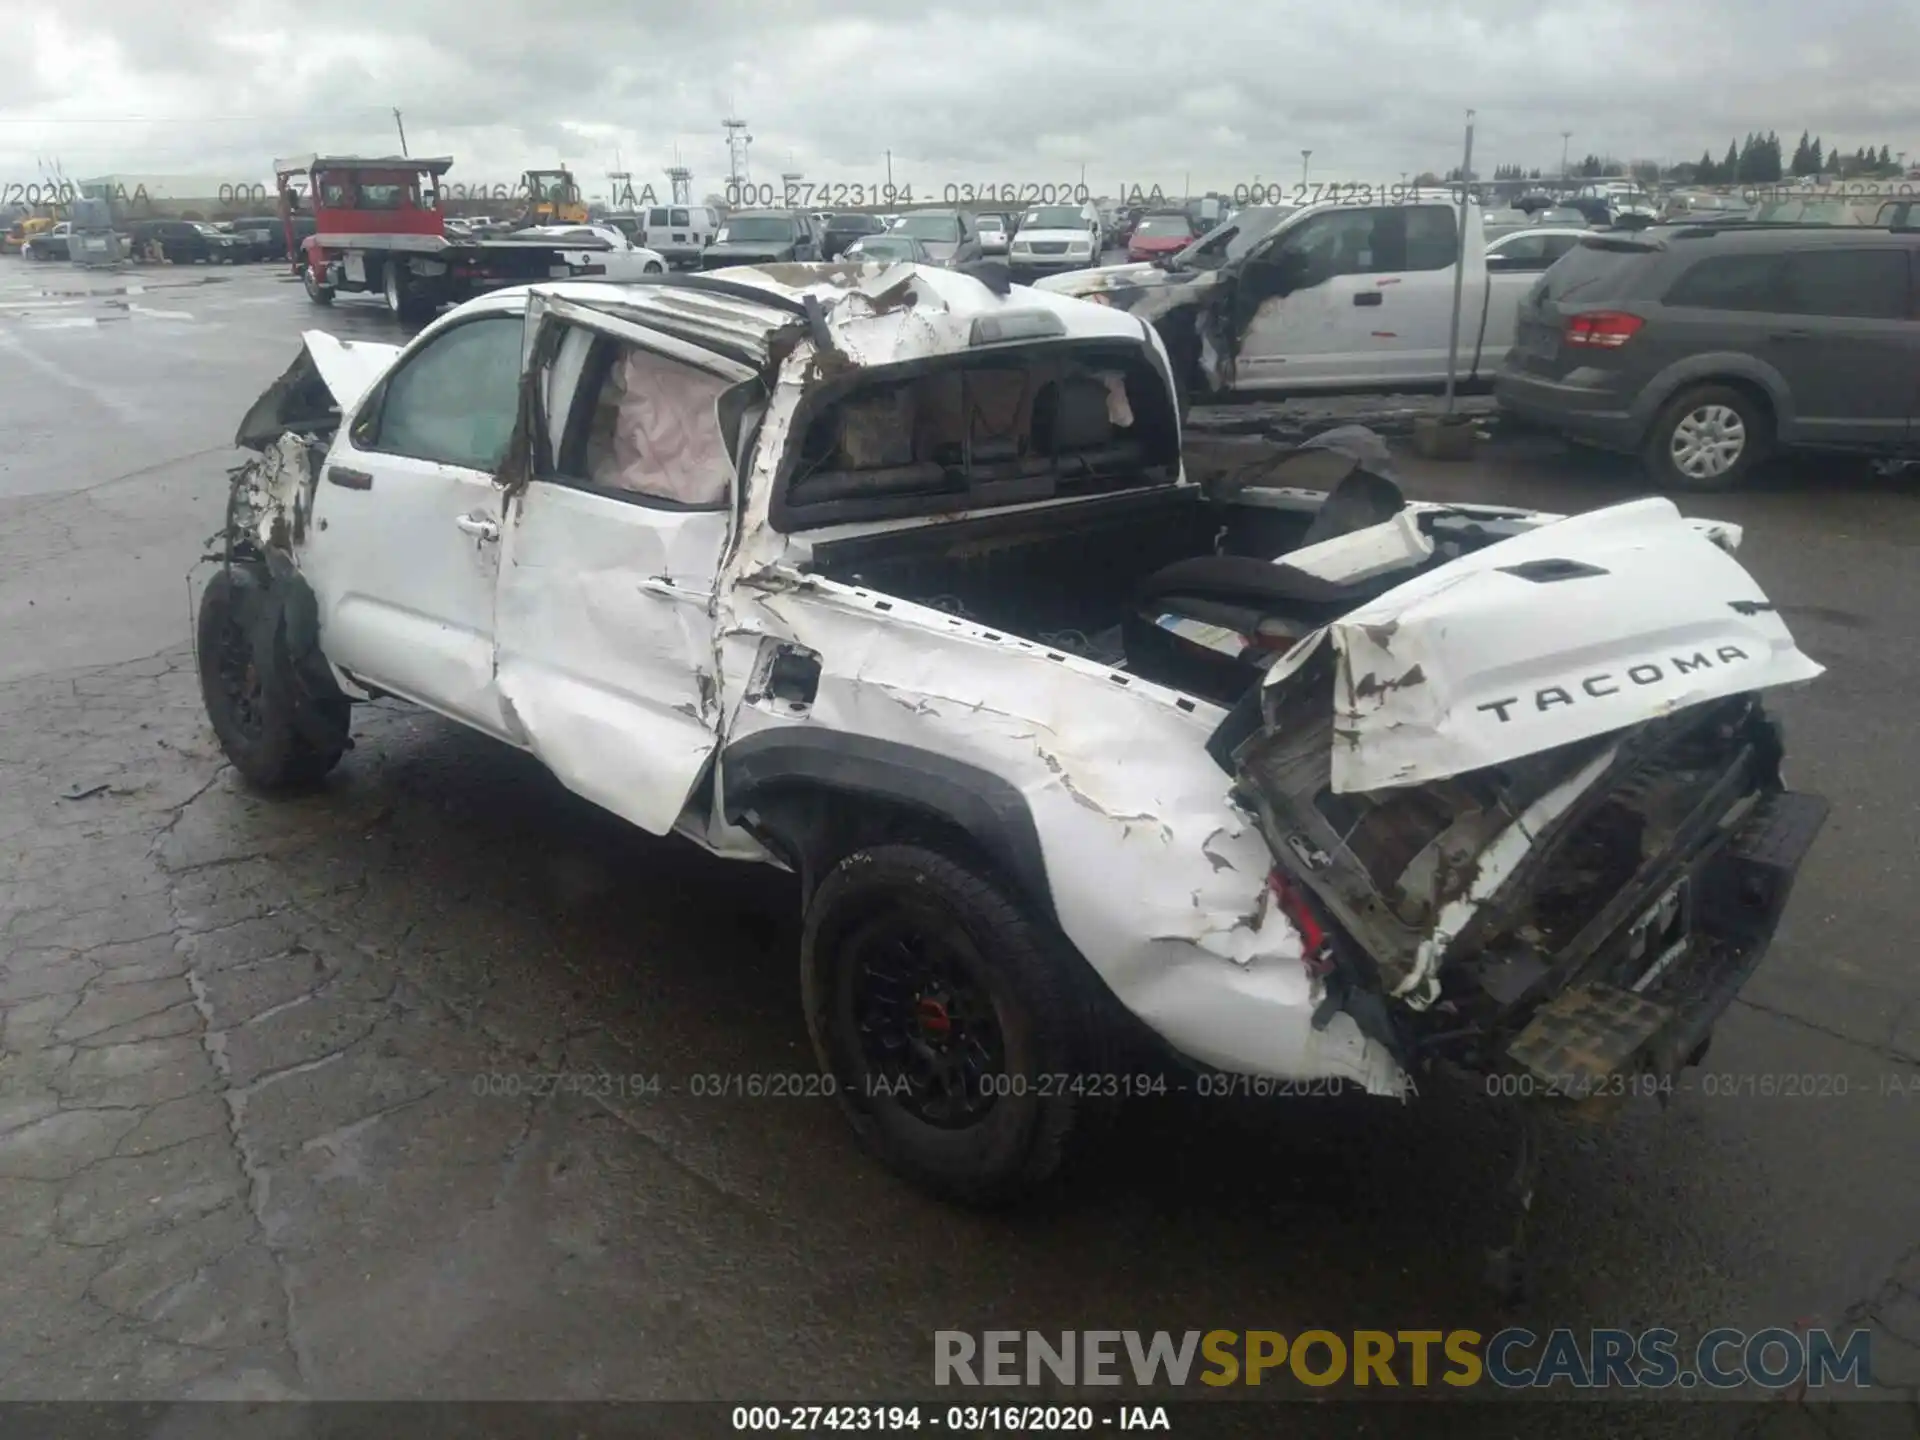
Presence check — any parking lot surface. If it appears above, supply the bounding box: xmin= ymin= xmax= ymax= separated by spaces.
xmin=1 ymin=259 xmax=1915 ymax=1428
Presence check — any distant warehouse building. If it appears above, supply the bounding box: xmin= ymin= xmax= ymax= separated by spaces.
xmin=77 ymin=173 xmax=276 ymax=218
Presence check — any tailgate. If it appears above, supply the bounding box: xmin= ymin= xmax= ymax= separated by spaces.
xmin=1224 ymin=498 xmax=1826 ymax=1080
xmin=1268 ymin=496 xmax=1822 ymax=795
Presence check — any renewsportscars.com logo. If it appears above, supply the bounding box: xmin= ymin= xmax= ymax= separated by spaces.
xmin=934 ymin=1328 xmax=1873 ymax=1391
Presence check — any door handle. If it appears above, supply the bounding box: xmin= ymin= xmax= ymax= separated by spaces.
xmin=327 ymin=466 xmax=373 ymax=490
xmin=1353 ymin=291 xmax=1383 ymax=307
xmin=454 ymin=513 xmax=499 ymax=543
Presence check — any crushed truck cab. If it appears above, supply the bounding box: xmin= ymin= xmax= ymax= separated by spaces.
xmin=205 ymin=260 xmax=1827 ymax=1206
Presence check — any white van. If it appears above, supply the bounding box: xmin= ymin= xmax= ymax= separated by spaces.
xmin=635 ymin=205 xmax=720 ymax=267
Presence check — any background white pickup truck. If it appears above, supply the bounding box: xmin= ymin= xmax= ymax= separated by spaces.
xmin=1039 ymin=198 xmax=1540 ymax=396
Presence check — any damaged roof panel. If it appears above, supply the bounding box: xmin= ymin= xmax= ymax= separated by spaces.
xmin=527 ymin=262 xmax=1154 ymax=377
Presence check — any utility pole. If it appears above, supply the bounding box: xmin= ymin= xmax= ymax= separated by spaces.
xmin=1301 ymin=150 xmax=1312 ymax=187
xmin=393 ymin=108 xmax=409 ymax=156
xmin=1443 ymin=111 xmax=1476 ymax=415
xmin=1560 ymin=130 xmax=1572 ymax=179
xmin=885 ymin=149 xmax=893 ymax=195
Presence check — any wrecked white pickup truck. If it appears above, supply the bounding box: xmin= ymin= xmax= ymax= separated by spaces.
xmin=202 ymin=261 xmax=1828 ymax=1210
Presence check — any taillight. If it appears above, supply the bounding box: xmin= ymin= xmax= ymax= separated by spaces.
xmin=1564 ymin=311 xmax=1644 ymax=348
xmin=1269 ymin=871 xmax=1335 ymax=976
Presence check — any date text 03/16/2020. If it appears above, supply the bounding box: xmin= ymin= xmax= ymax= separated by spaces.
xmin=730 ymin=1405 xmax=1168 ymax=1432
xmin=464 ymin=1070 xmax=1368 ymax=1102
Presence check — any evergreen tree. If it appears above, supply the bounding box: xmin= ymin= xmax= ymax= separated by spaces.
xmin=1764 ymin=131 xmax=1783 ymax=181
xmin=1790 ymin=130 xmax=1812 ymax=175
xmin=1880 ymin=144 xmax=1894 ymax=170
xmin=1723 ymin=140 xmax=1739 ymax=178
xmin=1697 ymin=149 xmax=1717 ymax=183
xmin=1809 ymin=137 xmax=1823 ymax=174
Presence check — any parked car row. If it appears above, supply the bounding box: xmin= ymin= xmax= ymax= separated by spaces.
xmin=17 ymin=216 xmax=315 ymax=264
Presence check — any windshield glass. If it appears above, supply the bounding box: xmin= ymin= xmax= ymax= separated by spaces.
xmin=1167 ymin=206 xmax=1292 ymax=267
xmin=1020 ymin=206 xmax=1084 ymax=230
xmin=1748 ymin=199 xmax=1869 ymax=224
xmin=720 ymin=216 xmax=795 ymax=241
xmin=1134 ymin=215 xmax=1192 ymax=238
xmin=976 ymin=215 xmax=1005 ymax=231
xmin=892 ymin=213 xmax=962 ymax=241
xmin=852 ymin=236 xmax=916 ymax=258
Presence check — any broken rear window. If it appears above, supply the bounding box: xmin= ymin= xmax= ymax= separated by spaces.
xmin=772 ymin=347 xmax=1180 ymax=530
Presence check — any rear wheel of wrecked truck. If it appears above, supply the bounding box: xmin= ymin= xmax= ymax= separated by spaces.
xmin=801 ymin=843 xmax=1110 ymax=1206
xmin=196 ymin=568 xmax=348 ymax=792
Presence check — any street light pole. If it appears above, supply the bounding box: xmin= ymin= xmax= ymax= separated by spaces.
xmin=1560 ymin=130 xmax=1572 ymax=179
xmin=1301 ymin=149 xmax=1312 ymax=187
xmin=1443 ymin=110 xmax=1476 ymax=415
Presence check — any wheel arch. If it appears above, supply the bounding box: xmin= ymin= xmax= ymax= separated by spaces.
xmin=720 ymin=728 xmax=1057 ymax=925
xmin=1636 ymin=357 xmax=1788 ymax=442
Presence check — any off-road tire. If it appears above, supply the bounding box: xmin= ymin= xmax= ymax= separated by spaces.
xmin=801 ymin=842 xmax=1111 ymax=1206
xmin=1644 ymin=383 xmax=1771 ymax=492
xmin=196 ymin=567 xmax=347 ymax=792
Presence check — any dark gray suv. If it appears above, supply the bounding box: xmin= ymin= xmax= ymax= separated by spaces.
xmin=1496 ymin=225 xmax=1918 ymax=489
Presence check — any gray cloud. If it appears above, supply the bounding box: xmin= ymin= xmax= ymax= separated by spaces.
xmin=5 ymin=0 xmax=1917 ymax=195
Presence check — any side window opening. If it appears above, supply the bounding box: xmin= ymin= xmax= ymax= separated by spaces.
xmin=1401 ymin=206 xmax=1458 ymax=271
xmin=781 ymin=349 xmax=1179 ymax=521
xmin=1274 ymin=208 xmax=1407 ymax=285
xmin=1779 ymin=249 xmax=1910 ymax=320
xmin=361 ymin=315 xmax=525 ymax=470
xmin=1663 ymin=253 xmax=1783 ymax=311
xmin=556 ymin=340 xmax=734 ymax=509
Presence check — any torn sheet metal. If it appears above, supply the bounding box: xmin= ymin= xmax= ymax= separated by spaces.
xmin=234 ymin=331 xmax=402 ymax=450
xmin=1265 ymin=497 xmax=1823 ymax=794
xmin=233 ymin=432 xmax=325 ymax=553
xmin=717 ymin=571 xmax=1408 ymax=1096
xmin=1282 ymin=510 xmax=1434 ymax=585
xmin=1392 ymin=745 xmax=1618 ymax=1009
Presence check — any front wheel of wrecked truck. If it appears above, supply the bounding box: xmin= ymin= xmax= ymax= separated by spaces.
xmin=196 ymin=567 xmax=347 ymax=793
xmin=801 ymin=843 xmax=1111 ymax=1206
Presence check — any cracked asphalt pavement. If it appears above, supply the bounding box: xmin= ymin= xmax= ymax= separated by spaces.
xmin=1 ymin=259 xmax=1916 ymax=1430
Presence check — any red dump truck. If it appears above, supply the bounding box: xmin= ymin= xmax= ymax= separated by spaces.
xmin=275 ymin=154 xmax=637 ymax=322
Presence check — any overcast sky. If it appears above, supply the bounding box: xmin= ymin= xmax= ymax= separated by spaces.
xmin=6 ymin=0 xmax=1918 ymax=200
